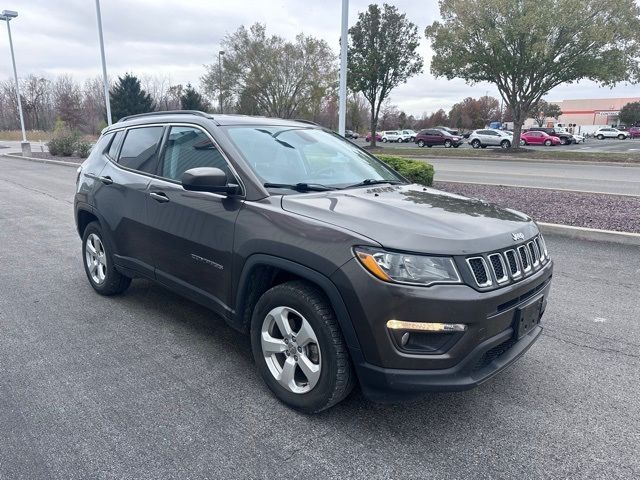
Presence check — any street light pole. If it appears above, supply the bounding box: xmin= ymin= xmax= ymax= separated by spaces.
xmin=338 ymin=0 xmax=349 ymax=137
xmin=1 ymin=10 xmax=30 ymax=155
xmin=218 ymin=50 xmax=225 ymax=114
xmin=94 ymin=0 xmax=112 ymax=125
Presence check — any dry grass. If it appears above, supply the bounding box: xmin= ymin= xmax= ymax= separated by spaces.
xmin=0 ymin=130 xmax=54 ymax=142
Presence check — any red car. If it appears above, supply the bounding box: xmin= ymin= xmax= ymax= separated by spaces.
xmin=520 ymin=130 xmax=561 ymax=146
xmin=629 ymin=127 xmax=640 ymax=139
xmin=365 ymin=132 xmax=382 ymax=142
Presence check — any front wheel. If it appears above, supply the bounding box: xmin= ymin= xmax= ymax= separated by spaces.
xmin=597 ymin=134 xmax=604 ymax=140
xmin=444 ymin=139 xmax=452 ymax=148
xmin=500 ymin=140 xmax=511 ymax=149
xmin=82 ymin=221 xmax=131 ymax=295
xmin=417 ymin=140 xmax=425 ymax=147
xmin=618 ymin=134 xmax=626 ymax=140
xmin=544 ymin=139 xmax=552 ymax=146
xmin=251 ymin=281 xmax=355 ymax=413
xmin=560 ymin=138 xmax=568 ymax=145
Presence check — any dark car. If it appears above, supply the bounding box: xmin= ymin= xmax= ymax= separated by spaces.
xmin=524 ymin=127 xmax=574 ymax=145
xmin=345 ymin=129 xmax=359 ymax=139
xmin=74 ymin=111 xmax=553 ymax=413
xmin=627 ymin=126 xmax=640 ymax=139
xmin=414 ymin=128 xmax=464 ymax=148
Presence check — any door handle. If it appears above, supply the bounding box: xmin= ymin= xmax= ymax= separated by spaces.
xmin=149 ymin=192 xmax=170 ymax=203
xmin=99 ymin=175 xmax=113 ymax=185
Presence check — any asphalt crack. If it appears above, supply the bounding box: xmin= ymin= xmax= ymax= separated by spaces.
xmin=544 ymin=332 xmax=640 ymax=360
xmin=0 ymin=177 xmax=73 ymax=204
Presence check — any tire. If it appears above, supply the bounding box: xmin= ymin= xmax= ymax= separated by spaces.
xmin=417 ymin=140 xmax=425 ymax=147
xmin=597 ymin=134 xmax=604 ymax=140
xmin=520 ymin=139 xmax=527 ymax=146
xmin=427 ymin=144 xmax=433 ymax=148
xmin=250 ymin=281 xmax=355 ymax=413
xmin=500 ymin=140 xmax=511 ymax=149
xmin=82 ymin=221 xmax=131 ymax=295
xmin=618 ymin=134 xmax=625 ymax=140
xmin=471 ymin=139 xmax=481 ymax=149
xmin=382 ymin=138 xmax=387 ymax=143
xmin=560 ymin=138 xmax=568 ymax=145
xmin=444 ymin=139 xmax=452 ymax=148
xmin=453 ymin=144 xmax=460 ymax=148
xmin=480 ymin=145 xmax=487 ymax=149
xmin=544 ymin=139 xmax=552 ymax=146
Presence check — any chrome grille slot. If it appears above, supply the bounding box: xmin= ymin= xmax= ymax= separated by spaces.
xmin=466 ymin=257 xmax=492 ymax=287
xmin=528 ymin=241 xmax=539 ymax=268
xmin=504 ymin=249 xmax=521 ymax=278
xmin=488 ymin=253 xmax=508 ymax=284
xmin=534 ymin=237 xmax=544 ymax=262
xmin=518 ymin=245 xmax=531 ymax=273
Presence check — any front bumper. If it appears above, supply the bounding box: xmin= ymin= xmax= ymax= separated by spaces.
xmin=330 ymin=257 xmax=553 ymax=400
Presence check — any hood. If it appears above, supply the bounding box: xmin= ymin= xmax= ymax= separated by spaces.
xmin=281 ymin=184 xmax=538 ymax=255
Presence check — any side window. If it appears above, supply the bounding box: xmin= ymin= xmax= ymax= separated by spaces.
xmin=118 ymin=126 xmax=164 ymax=173
xmin=107 ymin=130 xmax=124 ymax=160
xmin=160 ymin=126 xmax=232 ymax=182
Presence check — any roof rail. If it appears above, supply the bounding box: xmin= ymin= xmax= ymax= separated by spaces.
xmin=117 ymin=110 xmax=212 ymax=123
xmin=293 ymin=119 xmax=322 ymax=127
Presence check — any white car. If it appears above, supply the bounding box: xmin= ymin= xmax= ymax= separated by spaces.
xmin=468 ymin=129 xmax=514 ymax=149
xmin=572 ymin=133 xmax=585 ymax=143
xmin=400 ymin=129 xmax=417 ymax=142
xmin=594 ymin=127 xmax=630 ymax=140
xmin=381 ymin=131 xmax=404 ymax=143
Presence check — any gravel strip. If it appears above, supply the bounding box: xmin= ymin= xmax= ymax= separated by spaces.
xmin=435 ymin=181 xmax=640 ymax=233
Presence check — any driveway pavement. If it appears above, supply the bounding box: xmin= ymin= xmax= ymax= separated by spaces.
xmin=0 ymin=157 xmax=639 ymax=479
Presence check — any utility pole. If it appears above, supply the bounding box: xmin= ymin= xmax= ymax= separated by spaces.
xmin=218 ymin=50 xmax=225 ymax=114
xmin=94 ymin=0 xmax=112 ymax=125
xmin=338 ymin=0 xmax=348 ymax=136
xmin=1 ymin=10 xmax=30 ymax=155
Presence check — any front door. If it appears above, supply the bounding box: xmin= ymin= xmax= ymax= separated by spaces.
xmin=145 ymin=125 xmax=243 ymax=315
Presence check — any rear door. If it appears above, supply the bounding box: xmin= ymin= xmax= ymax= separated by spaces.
xmin=91 ymin=125 xmax=164 ymax=276
xmin=145 ymin=125 xmax=243 ymax=314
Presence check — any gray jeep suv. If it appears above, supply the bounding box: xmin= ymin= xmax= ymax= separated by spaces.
xmin=74 ymin=111 xmax=553 ymax=413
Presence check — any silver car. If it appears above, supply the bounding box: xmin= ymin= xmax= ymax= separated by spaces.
xmin=468 ymin=129 xmax=513 ymax=149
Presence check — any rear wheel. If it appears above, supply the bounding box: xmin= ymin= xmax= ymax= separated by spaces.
xmin=417 ymin=140 xmax=425 ymax=147
xmin=471 ymin=139 xmax=481 ymax=149
xmin=251 ymin=281 xmax=355 ymax=413
xmin=82 ymin=221 xmax=131 ymax=295
xmin=560 ymin=137 xmax=568 ymax=145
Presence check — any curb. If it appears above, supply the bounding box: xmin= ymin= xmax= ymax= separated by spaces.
xmin=538 ymin=222 xmax=640 ymax=246
xmin=1 ymin=153 xmax=81 ymax=168
xmin=400 ymin=155 xmax=640 ymax=167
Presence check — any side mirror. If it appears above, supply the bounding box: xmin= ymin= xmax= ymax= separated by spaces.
xmin=181 ymin=167 xmax=239 ymax=195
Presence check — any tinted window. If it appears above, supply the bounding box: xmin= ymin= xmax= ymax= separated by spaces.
xmin=161 ymin=126 xmax=232 ymax=181
xmin=118 ymin=127 xmax=164 ymax=173
xmin=107 ymin=130 xmax=124 ymax=159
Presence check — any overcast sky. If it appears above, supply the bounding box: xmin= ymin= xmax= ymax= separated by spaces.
xmin=1 ymin=0 xmax=638 ymax=116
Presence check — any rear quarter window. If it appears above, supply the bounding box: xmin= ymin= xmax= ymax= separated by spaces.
xmin=118 ymin=126 xmax=164 ymax=173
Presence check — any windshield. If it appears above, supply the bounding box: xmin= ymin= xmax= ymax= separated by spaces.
xmin=224 ymin=126 xmax=404 ymax=189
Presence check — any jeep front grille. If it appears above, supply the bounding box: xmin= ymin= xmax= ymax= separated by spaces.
xmin=465 ymin=235 xmax=549 ymax=289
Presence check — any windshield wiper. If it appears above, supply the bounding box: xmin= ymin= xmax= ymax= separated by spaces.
xmin=344 ymin=179 xmax=404 ymax=189
xmin=263 ymin=182 xmax=336 ymax=192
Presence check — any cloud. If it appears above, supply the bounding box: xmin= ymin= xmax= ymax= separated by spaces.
xmin=0 ymin=0 xmax=636 ymax=116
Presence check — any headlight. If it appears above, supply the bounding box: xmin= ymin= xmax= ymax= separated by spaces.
xmin=354 ymin=247 xmax=461 ymax=286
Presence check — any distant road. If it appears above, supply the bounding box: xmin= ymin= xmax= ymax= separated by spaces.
xmin=426 ymin=157 xmax=640 ymax=195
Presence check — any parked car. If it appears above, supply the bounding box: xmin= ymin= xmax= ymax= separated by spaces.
xmin=75 ymin=111 xmax=552 ymax=413
xmin=524 ymin=127 xmax=574 ymax=145
xmin=400 ymin=129 xmax=417 ymax=142
xmin=629 ymin=126 xmax=640 ymax=139
xmin=414 ymin=129 xmax=464 ymax=148
xmin=520 ymin=131 xmax=561 ymax=146
xmin=435 ymin=126 xmax=459 ymax=136
xmin=468 ymin=129 xmax=513 ymax=149
xmin=365 ymin=132 xmax=382 ymax=142
xmin=572 ymin=133 xmax=585 ymax=143
xmin=594 ymin=127 xmax=630 ymax=140
xmin=345 ymin=130 xmax=358 ymax=139
xmin=381 ymin=131 xmax=404 ymax=143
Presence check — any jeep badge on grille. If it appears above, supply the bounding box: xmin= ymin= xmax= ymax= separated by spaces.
xmin=512 ymin=232 xmax=525 ymax=241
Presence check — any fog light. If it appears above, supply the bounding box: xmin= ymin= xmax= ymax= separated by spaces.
xmin=386 ymin=320 xmax=467 ymax=332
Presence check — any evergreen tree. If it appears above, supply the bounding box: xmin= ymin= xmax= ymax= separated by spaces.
xmin=110 ymin=74 xmax=154 ymax=121
xmin=180 ymin=84 xmax=209 ymax=111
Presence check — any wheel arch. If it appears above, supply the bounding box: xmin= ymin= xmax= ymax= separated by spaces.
xmin=233 ymin=254 xmax=362 ymax=353
xmin=76 ymin=207 xmax=99 ymax=238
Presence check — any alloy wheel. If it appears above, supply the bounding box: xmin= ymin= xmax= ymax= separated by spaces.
xmin=260 ymin=306 xmax=322 ymax=394
xmin=85 ymin=233 xmax=107 ymax=285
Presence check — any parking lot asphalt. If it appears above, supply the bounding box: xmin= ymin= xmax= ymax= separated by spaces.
xmin=1 ymin=157 xmax=639 ymax=479
xmin=352 ymin=137 xmax=640 ymax=153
